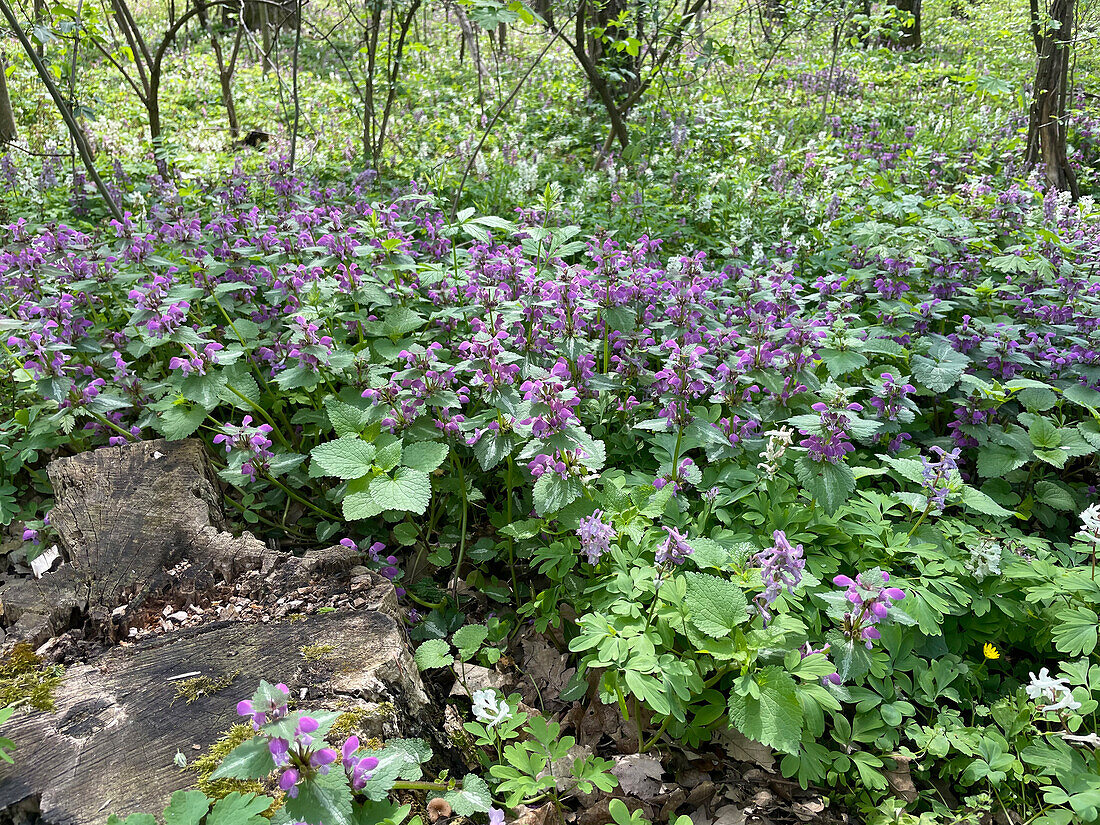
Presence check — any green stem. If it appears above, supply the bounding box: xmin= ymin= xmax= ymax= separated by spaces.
xmin=87 ymin=410 xmax=141 ymax=442
xmin=640 ymin=715 xmax=670 ymax=753
xmin=670 ymin=423 xmax=685 ymax=474
xmin=264 ymin=474 xmax=342 ymax=522
xmin=506 ymin=453 xmax=519 ymax=606
xmin=907 ymin=501 xmax=934 ymax=539
xmin=224 ymin=383 xmax=293 ymax=449
xmin=452 ymin=455 xmax=469 ymax=603
xmin=391 ymin=780 xmax=455 ymax=791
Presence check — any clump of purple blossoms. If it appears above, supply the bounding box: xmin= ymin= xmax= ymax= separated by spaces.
xmin=753 ymin=530 xmax=806 ymax=626
xmin=236 ymin=684 xmax=379 ymax=798
xmin=921 ymin=445 xmax=961 ymax=512
xmin=577 ymin=510 xmax=616 ymax=565
xmin=213 ymin=415 xmax=275 ymax=481
xmin=169 ymin=342 xmax=223 ymax=377
xmin=800 ymin=400 xmax=862 ymax=463
xmin=868 ymin=373 xmax=915 ymax=422
xmin=656 ymin=525 xmax=693 ymax=566
xmin=341 ymin=735 xmax=381 ymax=791
xmin=237 ymin=681 xmax=290 ymax=729
xmin=832 ymin=570 xmax=905 ymax=649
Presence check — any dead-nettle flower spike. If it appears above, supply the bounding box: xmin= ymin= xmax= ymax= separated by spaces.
xmin=832 ymin=570 xmax=905 ymax=649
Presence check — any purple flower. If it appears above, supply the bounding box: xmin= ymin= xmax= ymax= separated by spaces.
xmin=833 ymin=569 xmax=905 ymax=649
xmin=656 ymin=525 xmax=693 ymax=566
xmin=269 ymin=737 xmax=290 ymax=766
xmin=921 ymin=446 xmax=961 ymax=512
xmin=799 ymin=400 xmax=861 ymax=464
xmin=311 ymin=747 xmax=338 ymax=772
xmin=278 ymin=767 xmax=301 ymax=797
xmin=577 ymin=510 xmax=616 ymax=564
xmin=753 ymin=530 xmax=805 ymax=625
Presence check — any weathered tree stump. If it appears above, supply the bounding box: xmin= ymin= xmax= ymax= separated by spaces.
xmin=45 ymin=439 xmax=225 ymax=640
xmin=1 ymin=439 xmax=368 ymax=646
xmin=0 ymin=608 xmax=428 ymax=824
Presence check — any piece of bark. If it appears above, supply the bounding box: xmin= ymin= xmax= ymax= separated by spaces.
xmin=0 ymin=609 xmax=427 ymax=824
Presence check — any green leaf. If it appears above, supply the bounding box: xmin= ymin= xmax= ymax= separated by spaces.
xmin=1053 ymin=607 xmax=1099 ymax=657
xmin=452 ymin=624 xmax=488 ymax=660
xmin=373 ymin=439 xmax=404 ymax=473
xmin=163 ymin=791 xmax=211 ymax=825
xmin=442 ymin=773 xmax=493 ymax=816
xmin=684 ymin=572 xmax=748 ymax=639
xmin=960 ymin=485 xmax=1014 ymax=517
xmin=414 ymin=639 xmax=453 ymax=670
xmin=1033 ymin=480 xmax=1076 ymax=511
xmin=1063 ymin=384 xmax=1100 ymax=410
xmin=911 ymin=341 xmax=969 ymax=392
xmin=1018 ymin=387 xmax=1057 ymax=412
xmin=820 ymin=349 xmax=868 ymax=377
xmin=206 ymin=793 xmax=271 ymax=825
xmin=826 ymin=632 xmax=873 ymax=682
xmin=343 ymin=478 xmax=384 ymax=520
xmin=154 ymin=404 xmax=209 ymax=440
xmin=370 ymin=468 xmax=432 ymax=514
xmin=382 ymin=306 xmax=425 ymax=337
xmin=309 ymin=437 xmax=377 ymax=480
xmin=976 ymin=444 xmax=1029 ymax=478
xmin=728 ymin=666 xmax=803 ymax=753
xmin=209 ymin=737 xmax=271 ymax=780
xmin=1028 ymin=416 xmax=1062 ymax=449
xmin=794 ymin=456 xmax=855 ymax=515
xmin=402 ymin=441 xmax=449 ymax=473
xmin=532 ymin=473 xmax=584 ymax=516
xmin=284 ymin=770 xmax=354 ymax=825
xmin=325 ymin=398 xmax=367 ymax=436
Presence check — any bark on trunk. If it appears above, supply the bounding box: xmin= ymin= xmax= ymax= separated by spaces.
xmin=0 ymin=55 xmax=16 ymax=143
xmin=1026 ymin=0 xmax=1078 ymax=197
xmin=887 ymin=0 xmax=921 ymax=48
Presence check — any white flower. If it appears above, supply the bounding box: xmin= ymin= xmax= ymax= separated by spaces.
xmin=1080 ymin=504 xmax=1100 ymax=538
xmin=1026 ymin=668 xmax=1082 ymax=714
xmin=471 ymin=689 xmax=511 ymax=728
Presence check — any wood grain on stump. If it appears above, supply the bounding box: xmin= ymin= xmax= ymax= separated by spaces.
xmin=0 ymin=609 xmax=427 ymax=824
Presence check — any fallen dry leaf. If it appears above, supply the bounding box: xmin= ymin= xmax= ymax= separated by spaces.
xmin=715 ymin=728 xmax=776 ymax=772
xmin=712 ymin=805 xmax=748 ymax=825
xmin=884 ymin=755 xmax=918 ymax=802
xmin=513 ymin=802 xmax=565 ymax=825
xmin=791 ymin=798 xmax=826 ymax=821
xmin=611 ymin=753 xmax=665 ymax=799
xmin=450 ymin=661 xmax=509 ymax=697
xmin=520 ymin=631 xmax=575 ymax=709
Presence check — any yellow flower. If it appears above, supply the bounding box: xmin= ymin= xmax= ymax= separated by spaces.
xmin=983 ymin=643 xmax=1000 ymax=661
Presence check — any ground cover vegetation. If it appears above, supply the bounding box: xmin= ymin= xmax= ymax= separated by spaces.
xmin=1 ymin=0 xmax=1100 ymax=821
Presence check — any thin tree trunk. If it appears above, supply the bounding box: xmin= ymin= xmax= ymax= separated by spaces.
xmin=289 ymin=0 xmax=302 ymax=167
xmin=0 ymin=54 xmax=15 ymax=143
xmin=0 ymin=0 xmax=124 ymax=221
xmin=887 ymin=0 xmax=921 ymax=48
xmin=1026 ymin=0 xmax=1078 ymax=197
xmin=374 ymin=0 xmax=421 ymax=166
xmin=209 ymin=17 xmax=243 ymax=137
